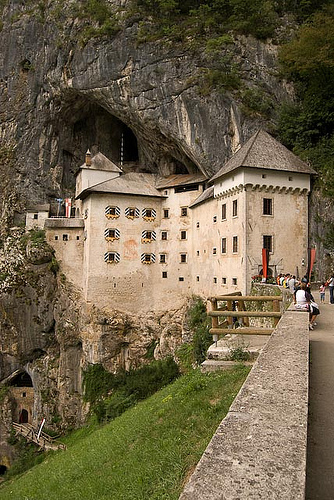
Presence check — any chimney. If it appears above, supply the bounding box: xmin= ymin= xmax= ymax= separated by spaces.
xmin=85 ymin=149 xmax=92 ymax=167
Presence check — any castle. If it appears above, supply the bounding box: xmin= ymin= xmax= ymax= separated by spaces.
xmin=27 ymin=130 xmax=316 ymax=313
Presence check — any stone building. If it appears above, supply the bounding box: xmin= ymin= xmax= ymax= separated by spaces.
xmin=43 ymin=130 xmax=315 ymax=313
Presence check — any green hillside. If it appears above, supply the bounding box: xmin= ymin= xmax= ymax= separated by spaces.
xmin=0 ymin=366 xmax=249 ymax=500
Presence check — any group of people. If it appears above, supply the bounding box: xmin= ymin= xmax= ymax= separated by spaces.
xmin=276 ymin=273 xmax=298 ymax=293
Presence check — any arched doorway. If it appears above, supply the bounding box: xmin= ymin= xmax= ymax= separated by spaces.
xmin=19 ymin=409 xmax=29 ymax=424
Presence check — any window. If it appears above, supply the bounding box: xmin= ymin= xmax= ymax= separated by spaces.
xmin=232 ymin=277 xmax=238 ymax=285
xmin=76 ymin=236 xmax=80 ymax=240
xmin=125 ymin=207 xmax=139 ymax=219
xmin=160 ymin=254 xmax=167 ymax=263
xmin=222 ymin=203 xmax=226 ymax=220
xmin=180 ymin=230 xmax=187 ymax=240
xmin=162 ymin=271 xmax=168 ymax=278
xmin=262 ymin=174 xmax=267 ymax=179
xmin=263 ymin=198 xmax=273 ymax=216
xmin=196 ymin=221 xmax=200 ymax=228
xmin=222 ymin=277 xmax=227 ymax=284
xmin=105 ymin=206 xmax=120 ymax=219
xmin=180 ymin=253 xmax=187 ymax=263
xmin=232 ymin=236 xmax=238 ymax=253
xmin=232 ymin=200 xmax=238 ymax=217
xmin=179 ymin=277 xmax=184 ymax=281
xmin=161 ymin=231 xmax=168 ymax=240
xmin=213 ymin=215 xmax=217 ymax=223
xmin=213 ymin=277 xmax=217 ymax=284
xmin=213 ymin=247 xmax=217 ymax=255
xmin=142 ymin=208 xmax=156 ymax=220
xmin=197 ymin=250 xmax=200 ymax=256
xmin=221 ymin=238 xmax=227 ymax=254
xmin=55 ymin=235 xmax=59 ymax=241
xmin=288 ymin=176 xmax=293 ymax=181
xmin=33 ymin=213 xmax=38 ymax=220
xmin=163 ymin=209 xmax=169 ymax=218
xmin=142 ymin=230 xmax=156 ymax=242
xmin=181 ymin=207 xmax=188 ymax=217
xmin=104 ymin=252 xmax=120 ymax=263
xmin=105 ymin=228 xmax=120 ymax=241
xmin=263 ymin=235 xmax=273 ymax=253
xmin=141 ymin=253 xmax=156 ymax=264
xmin=63 ymin=234 xmax=68 ymax=241
xmin=197 ymin=276 xmax=200 ymax=282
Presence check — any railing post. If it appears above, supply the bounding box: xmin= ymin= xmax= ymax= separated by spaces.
xmin=273 ymin=299 xmax=280 ymax=326
xmin=207 ymin=299 xmax=219 ymax=346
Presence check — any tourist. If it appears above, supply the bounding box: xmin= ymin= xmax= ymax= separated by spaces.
xmin=327 ymin=275 xmax=334 ymax=304
xmin=319 ymin=283 xmax=326 ymax=303
xmin=294 ymin=282 xmax=320 ymax=330
xmin=289 ymin=275 xmax=296 ymax=294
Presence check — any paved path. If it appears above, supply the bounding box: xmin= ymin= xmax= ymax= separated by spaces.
xmin=306 ymin=292 xmax=334 ymax=499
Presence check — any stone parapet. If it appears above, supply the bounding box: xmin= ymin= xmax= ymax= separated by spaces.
xmin=44 ymin=218 xmax=85 ymax=228
xmin=180 ymin=307 xmax=309 ymax=500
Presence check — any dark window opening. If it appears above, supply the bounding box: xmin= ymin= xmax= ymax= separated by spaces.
xmin=263 ymin=198 xmax=273 ymax=215
xmin=175 ymin=184 xmax=199 ymax=193
xmin=63 ymin=234 xmax=69 ymax=241
xmin=33 ymin=214 xmax=38 ymax=220
xmin=180 ymin=253 xmax=187 ymax=263
xmin=232 ymin=200 xmax=238 ymax=217
xmin=163 ymin=209 xmax=169 ymax=218
xmin=180 ymin=231 xmax=187 ymax=240
xmin=181 ymin=207 xmax=188 ymax=217
xmin=233 ymin=236 xmax=238 ymax=253
xmin=222 ymin=203 xmax=226 ymax=220
xmin=162 ymin=271 xmax=168 ymax=278
xmin=263 ymin=235 xmax=273 ymax=253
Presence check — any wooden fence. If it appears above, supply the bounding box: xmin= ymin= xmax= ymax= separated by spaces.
xmin=207 ymin=293 xmax=282 ymax=344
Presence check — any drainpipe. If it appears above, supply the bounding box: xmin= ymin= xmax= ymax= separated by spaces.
xmin=243 ymin=185 xmax=248 ymax=295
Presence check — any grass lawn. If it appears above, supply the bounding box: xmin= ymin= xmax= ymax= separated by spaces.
xmin=0 ymin=365 xmax=249 ymax=500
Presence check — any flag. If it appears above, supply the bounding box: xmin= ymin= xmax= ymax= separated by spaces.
xmin=65 ymin=198 xmax=71 ymax=218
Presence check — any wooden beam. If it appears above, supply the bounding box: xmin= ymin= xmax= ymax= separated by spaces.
xmin=210 ymin=327 xmax=274 ymax=335
xmin=208 ymin=310 xmax=282 ymax=318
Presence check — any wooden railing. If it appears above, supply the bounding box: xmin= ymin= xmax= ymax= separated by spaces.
xmin=12 ymin=422 xmax=66 ymax=451
xmin=207 ymin=293 xmax=282 ymax=343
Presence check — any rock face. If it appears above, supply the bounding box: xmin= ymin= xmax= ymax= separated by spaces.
xmin=0 ymin=0 xmax=288 ymax=215
xmin=0 ymin=231 xmax=190 ymax=465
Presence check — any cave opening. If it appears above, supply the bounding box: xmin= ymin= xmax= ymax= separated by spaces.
xmin=59 ymin=102 xmax=140 ymax=188
xmin=0 ymin=465 xmax=7 ymax=475
xmin=56 ymin=96 xmax=201 ymax=192
xmin=9 ymin=371 xmax=33 ymax=388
